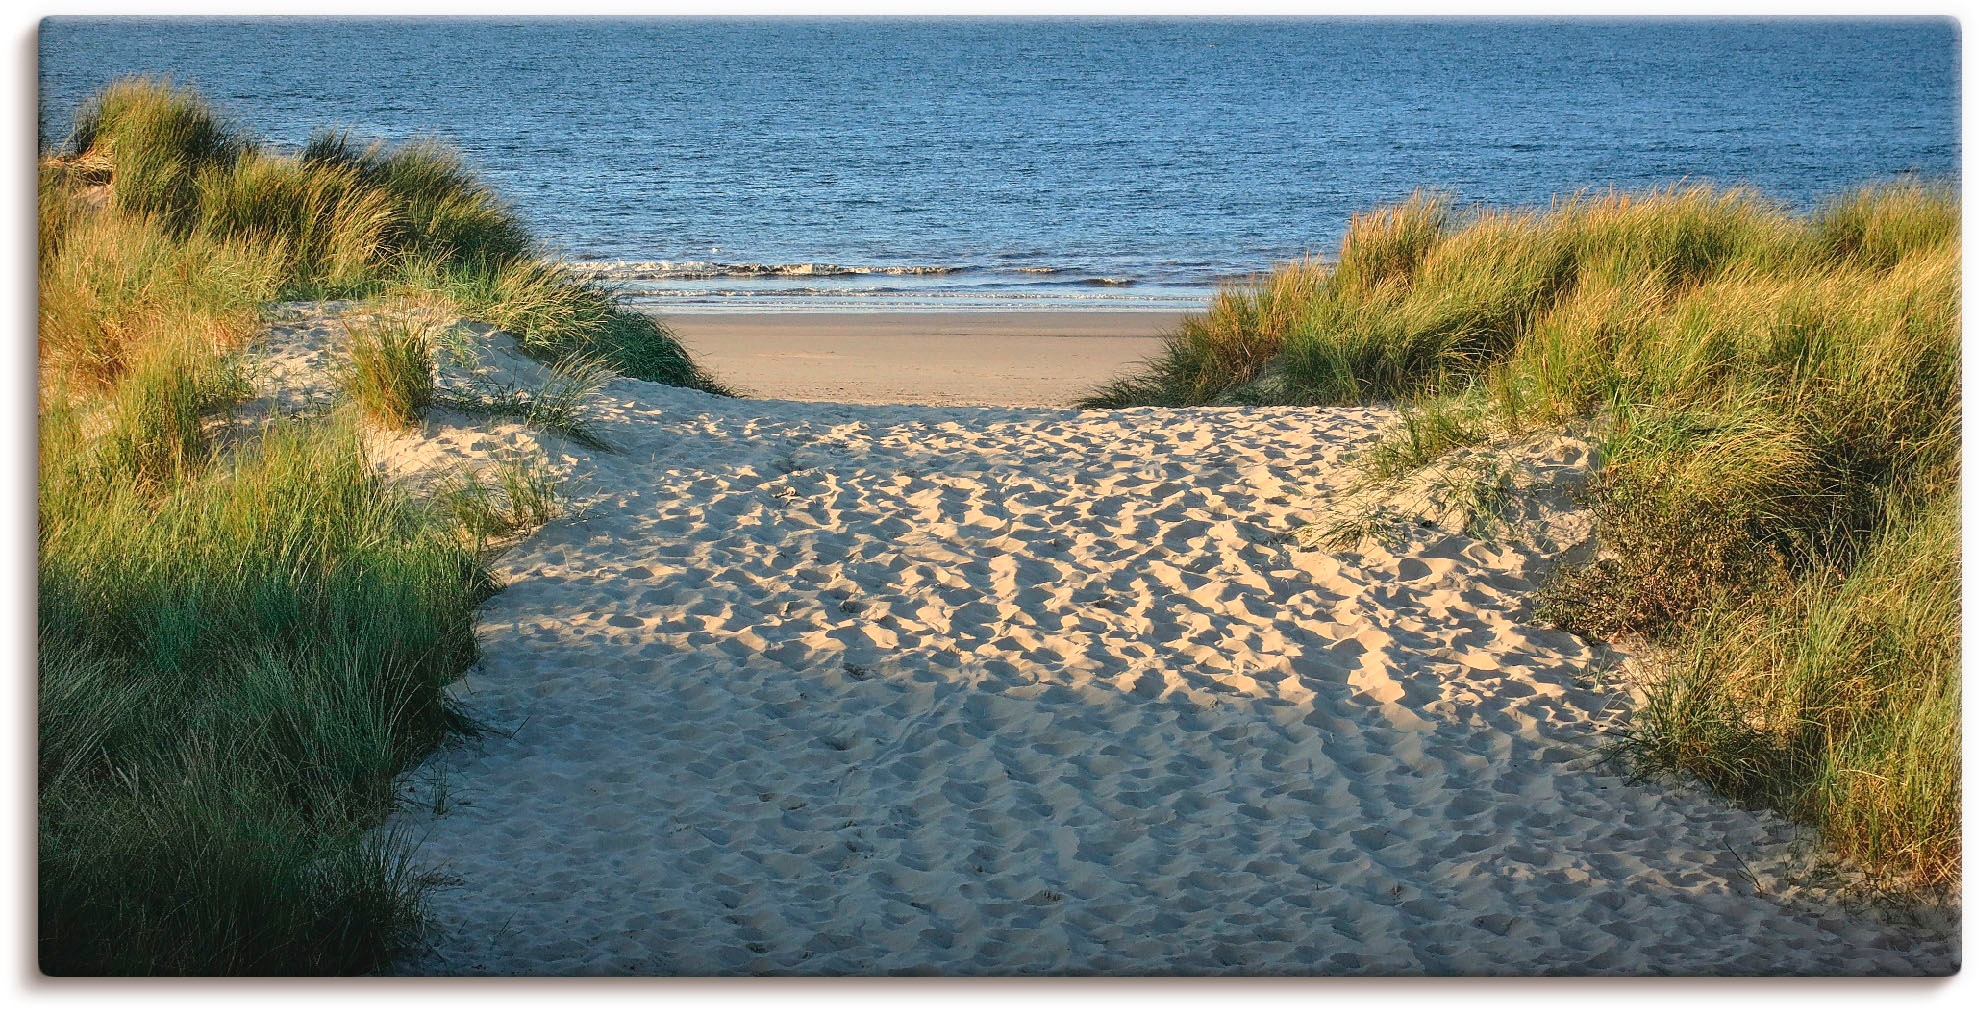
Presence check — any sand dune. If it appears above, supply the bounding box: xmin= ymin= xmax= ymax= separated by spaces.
xmin=252 ymin=305 xmax=1954 ymax=975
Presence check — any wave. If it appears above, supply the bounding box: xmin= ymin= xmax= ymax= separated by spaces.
xmin=566 ymin=260 xmax=970 ymax=280
xmin=562 ymin=258 xmax=1260 ymax=290
xmin=620 ymin=286 xmax=1199 ymax=305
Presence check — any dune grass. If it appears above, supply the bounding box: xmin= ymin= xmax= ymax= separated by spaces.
xmin=448 ymin=352 xmax=620 ymax=452
xmin=436 ymin=455 xmax=565 ymax=548
xmin=1088 ymin=182 xmax=1960 ymax=891
xmin=39 ymin=419 xmax=486 ymax=975
xmin=51 ymin=76 xmax=724 ymax=388
xmin=343 ymin=317 xmax=437 ymax=429
xmin=35 ymin=78 xmax=708 ymax=974
xmin=1617 ymin=495 xmax=1959 ymax=887
xmin=38 ymin=202 xmax=282 ymax=390
xmin=390 ymin=256 xmax=733 ymax=392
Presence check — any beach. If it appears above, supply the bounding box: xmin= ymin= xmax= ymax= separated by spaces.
xmin=663 ymin=312 xmax=1180 ymax=407
xmin=37 ymin=30 xmax=1960 ymax=977
xmin=219 ymin=304 xmax=1951 ymax=976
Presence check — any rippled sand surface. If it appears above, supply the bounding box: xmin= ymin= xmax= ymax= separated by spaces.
xmin=253 ymin=304 xmax=1955 ymax=976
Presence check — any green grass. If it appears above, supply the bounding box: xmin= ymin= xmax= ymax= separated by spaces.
xmin=1083 ymin=261 xmax=1327 ymax=407
xmin=301 ymin=131 xmax=533 ymax=268
xmin=343 ymin=317 xmax=437 ymax=429
xmin=1358 ymin=390 xmax=1495 ymax=481
xmin=62 ymin=76 xmax=247 ymax=227
xmin=390 ymin=257 xmax=734 ymax=392
xmin=436 ymin=454 xmax=565 ymax=547
xmin=437 ymin=352 xmax=618 ymax=451
xmin=51 ymin=76 xmax=722 ymax=384
xmin=38 ymin=205 xmax=282 ymax=389
xmin=93 ymin=341 xmax=249 ymax=487
xmin=37 ymin=78 xmax=714 ymax=974
xmin=1089 ymin=181 xmax=1960 ymax=891
xmin=39 ymin=418 xmax=487 ymax=974
xmin=1612 ymin=494 xmax=1959 ymax=887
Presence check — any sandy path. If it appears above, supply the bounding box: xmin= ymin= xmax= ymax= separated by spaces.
xmin=663 ymin=311 xmax=1177 ymax=407
xmin=253 ymin=306 xmax=1951 ymax=976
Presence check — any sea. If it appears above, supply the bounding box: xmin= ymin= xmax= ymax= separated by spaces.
xmin=38 ymin=17 xmax=1960 ymax=312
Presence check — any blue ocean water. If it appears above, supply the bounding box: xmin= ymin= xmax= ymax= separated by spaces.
xmin=39 ymin=17 xmax=1959 ymax=311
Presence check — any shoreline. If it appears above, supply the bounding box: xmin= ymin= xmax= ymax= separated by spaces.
xmin=658 ymin=310 xmax=1182 ymax=408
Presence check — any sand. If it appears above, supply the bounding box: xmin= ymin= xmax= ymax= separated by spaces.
xmin=661 ymin=311 xmax=1179 ymax=407
xmin=249 ymin=304 xmax=1954 ymax=976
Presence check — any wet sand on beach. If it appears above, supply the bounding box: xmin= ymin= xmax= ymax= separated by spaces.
xmin=662 ymin=311 xmax=1180 ymax=408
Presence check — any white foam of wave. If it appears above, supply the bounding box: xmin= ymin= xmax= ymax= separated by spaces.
xmin=568 ymin=260 xmax=969 ymax=281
